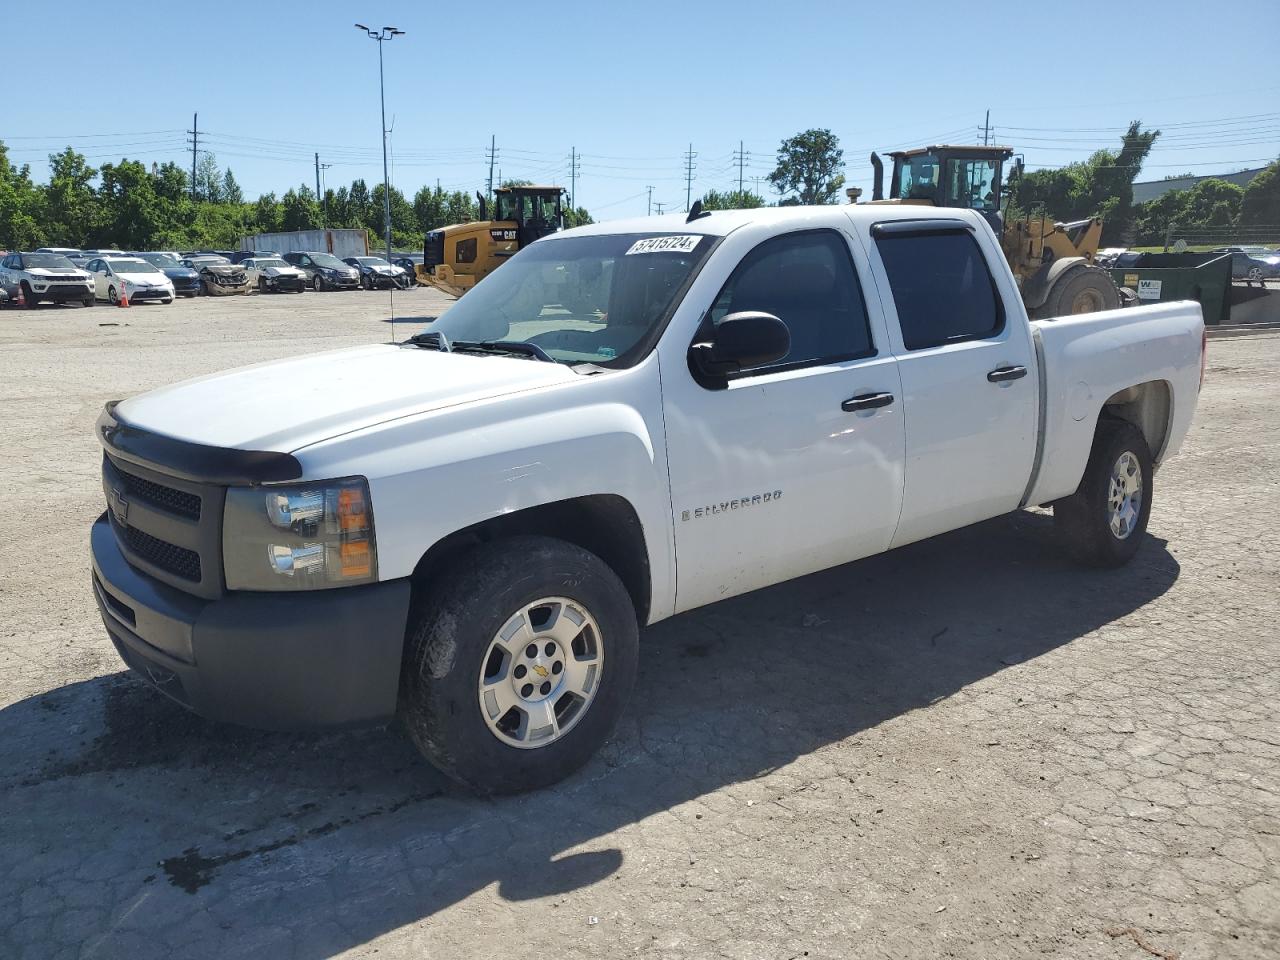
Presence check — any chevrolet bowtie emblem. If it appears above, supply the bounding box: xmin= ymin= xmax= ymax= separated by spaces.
xmin=532 ymin=664 xmax=549 ymax=679
xmin=110 ymin=488 xmax=129 ymax=525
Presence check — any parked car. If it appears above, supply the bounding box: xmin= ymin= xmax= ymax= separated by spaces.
xmin=283 ymin=251 xmax=361 ymax=291
xmin=130 ymin=253 xmax=202 ymax=298
xmin=35 ymin=246 xmax=82 ymax=257
xmin=180 ymin=256 xmax=250 ymax=296
xmin=241 ymin=256 xmax=307 ymax=293
xmin=86 ymin=257 xmax=175 ymax=305
xmin=1210 ymin=247 xmax=1280 ymax=280
xmin=89 ymin=205 xmax=1206 ymax=794
xmin=343 ymin=255 xmax=410 ymax=290
xmin=0 ymin=251 xmax=96 ymax=307
xmin=229 ymin=249 xmax=282 ymax=265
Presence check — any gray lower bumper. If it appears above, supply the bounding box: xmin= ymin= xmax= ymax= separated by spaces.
xmin=90 ymin=512 xmax=411 ymax=730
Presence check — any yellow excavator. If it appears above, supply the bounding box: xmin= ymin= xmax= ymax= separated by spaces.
xmin=418 ymin=185 xmax=565 ymax=297
xmin=867 ymin=145 xmax=1121 ymax=318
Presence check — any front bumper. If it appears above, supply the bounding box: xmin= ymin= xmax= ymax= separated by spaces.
xmin=366 ymin=273 xmax=404 ymax=289
xmin=265 ymin=275 xmax=305 ymax=291
xmin=33 ymin=283 xmax=93 ymax=301
xmin=203 ymin=281 xmax=249 ymax=296
xmin=319 ymin=274 xmax=361 ymax=289
xmin=90 ymin=512 xmax=411 ymax=730
xmin=125 ymin=287 xmax=172 ymax=302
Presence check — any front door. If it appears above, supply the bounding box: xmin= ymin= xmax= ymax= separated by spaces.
xmin=662 ymin=227 xmax=905 ymax=613
xmin=867 ymin=220 xmax=1037 ymax=548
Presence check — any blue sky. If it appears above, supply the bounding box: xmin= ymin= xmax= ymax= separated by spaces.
xmin=5 ymin=0 xmax=1278 ymax=217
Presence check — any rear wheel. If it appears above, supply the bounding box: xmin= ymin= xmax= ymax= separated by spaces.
xmin=399 ymin=535 xmax=639 ymax=794
xmin=1038 ymin=265 xmax=1121 ymax=318
xmin=1247 ymin=266 xmax=1264 ymax=281
xmin=1054 ymin=419 xmax=1153 ymax=567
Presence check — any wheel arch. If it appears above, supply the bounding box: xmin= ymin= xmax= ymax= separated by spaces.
xmin=1022 ymin=256 xmax=1088 ymax=311
xmin=408 ymin=494 xmax=652 ymax=625
xmin=1100 ymin=379 xmax=1173 ymax=464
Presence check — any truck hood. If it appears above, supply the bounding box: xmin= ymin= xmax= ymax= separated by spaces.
xmin=114 ymin=343 xmax=578 ymax=453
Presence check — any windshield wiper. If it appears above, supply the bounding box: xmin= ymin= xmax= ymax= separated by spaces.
xmin=451 ymin=340 xmax=556 ymax=363
xmin=405 ymin=330 xmax=450 ymax=351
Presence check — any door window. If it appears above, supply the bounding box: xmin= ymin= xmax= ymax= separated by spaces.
xmin=944 ymin=159 xmax=999 ymax=213
xmin=706 ymin=230 xmax=873 ymax=375
xmin=875 ymin=228 xmax=1003 ymax=350
xmin=455 ymin=238 xmax=478 ymax=264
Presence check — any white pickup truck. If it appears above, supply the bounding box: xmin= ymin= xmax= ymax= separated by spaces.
xmin=91 ymin=205 xmax=1205 ymax=793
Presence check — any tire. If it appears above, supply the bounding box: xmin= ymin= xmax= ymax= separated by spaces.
xmin=312 ymin=275 xmax=324 ymax=292
xmin=82 ymin=297 xmax=94 ymax=308
xmin=258 ymin=277 xmax=267 ymax=293
xmin=1247 ymin=266 xmax=1264 ymax=281
xmin=1038 ymin=264 xmax=1122 ymax=318
xmin=107 ymin=286 xmax=118 ymax=305
xmin=21 ymin=283 xmax=39 ymax=308
xmin=1053 ymin=419 xmax=1153 ymax=567
xmin=162 ymin=296 xmax=173 ymax=304
xmin=399 ymin=535 xmax=639 ymax=795
xmin=362 ymin=274 xmax=372 ymax=291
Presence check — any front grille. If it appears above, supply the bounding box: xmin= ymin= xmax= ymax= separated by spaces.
xmin=114 ymin=462 xmax=201 ymax=520
xmin=123 ymin=524 xmax=202 ymax=582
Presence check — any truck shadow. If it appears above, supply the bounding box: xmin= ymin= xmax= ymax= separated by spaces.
xmin=1 ymin=512 xmax=1179 ymax=958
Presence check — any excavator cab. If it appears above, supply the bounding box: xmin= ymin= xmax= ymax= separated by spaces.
xmin=879 ymin=145 xmax=1013 ymax=234
xmin=493 ymin=186 xmax=565 ymax=247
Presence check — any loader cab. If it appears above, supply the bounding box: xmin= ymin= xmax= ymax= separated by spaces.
xmin=886 ymin=146 xmax=1013 ymax=224
xmin=494 ymin=185 xmax=565 ymax=247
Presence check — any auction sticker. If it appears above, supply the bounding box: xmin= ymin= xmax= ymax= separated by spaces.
xmin=625 ymin=235 xmax=702 ymax=255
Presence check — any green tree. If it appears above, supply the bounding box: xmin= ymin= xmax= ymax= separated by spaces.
xmin=195 ymin=153 xmax=223 ymax=203
xmin=42 ymin=148 xmax=97 ymax=246
xmin=1132 ymin=178 xmax=1243 ymax=245
xmin=253 ymin=192 xmax=283 ymax=233
xmin=700 ymin=188 xmax=765 ymax=211
xmin=1015 ymin=121 xmax=1160 ymax=244
xmin=768 ymin=129 xmax=845 ymax=205
xmin=347 ymin=179 xmax=374 ymax=231
xmin=414 ymin=184 xmax=447 ymax=232
xmin=153 ymin=161 xmax=190 ymax=203
xmin=95 ymin=159 xmax=165 ymax=249
xmin=281 ymin=186 xmax=322 ymax=231
xmin=564 ymin=206 xmax=593 ymax=227
xmin=444 ymin=190 xmax=477 ymax=225
xmin=1239 ymin=158 xmax=1280 ymax=228
xmin=0 ymin=141 xmax=46 ymax=248
xmin=222 ymin=169 xmax=244 ymax=205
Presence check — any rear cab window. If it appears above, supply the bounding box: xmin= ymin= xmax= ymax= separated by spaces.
xmin=873 ymin=224 xmax=1003 ymax=350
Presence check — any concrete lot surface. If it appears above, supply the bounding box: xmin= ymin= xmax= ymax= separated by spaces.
xmin=1 ymin=293 xmax=1277 ymax=959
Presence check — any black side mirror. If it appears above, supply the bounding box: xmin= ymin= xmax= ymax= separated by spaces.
xmin=690 ymin=311 xmax=790 ymax=378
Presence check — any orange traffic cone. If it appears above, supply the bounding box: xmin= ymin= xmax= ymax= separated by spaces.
xmin=116 ymin=284 xmax=129 ymax=308
xmin=12 ymin=285 xmax=25 ymax=308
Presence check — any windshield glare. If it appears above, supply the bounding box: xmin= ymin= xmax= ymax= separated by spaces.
xmin=311 ymin=253 xmax=346 ymax=269
xmin=357 ymin=257 xmax=389 ymax=266
xmin=110 ymin=260 xmax=161 ymax=274
xmin=425 ymin=233 xmax=713 ymax=366
xmin=137 ymin=253 xmax=179 ymax=267
xmin=26 ymin=254 xmax=76 ymax=269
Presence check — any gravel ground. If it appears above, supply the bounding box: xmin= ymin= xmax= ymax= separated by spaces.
xmin=1 ymin=292 xmax=1277 ymax=960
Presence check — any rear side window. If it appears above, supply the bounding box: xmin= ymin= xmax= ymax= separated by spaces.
xmin=875 ymin=228 xmax=1003 ymax=350
xmin=708 ymin=229 xmax=874 ymax=372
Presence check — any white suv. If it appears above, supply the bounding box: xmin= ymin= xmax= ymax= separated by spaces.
xmin=0 ymin=251 xmax=95 ymax=307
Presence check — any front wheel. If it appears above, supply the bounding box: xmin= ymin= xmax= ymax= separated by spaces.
xmin=312 ymin=275 xmax=324 ymax=292
xmin=399 ymin=535 xmax=639 ymax=795
xmin=82 ymin=297 xmax=95 ymax=308
xmin=1247 ymin=266 xmax=1264 ymax=281
xmin=258 ymin=276 xmax=267 ymax=293
xmin=107 ymin=286 xmax=118 ymax=305
xmin=1053 ymin=419 xmax=1153 ymax=567
xmin=21 ymin=283 xmax=39 ymax=308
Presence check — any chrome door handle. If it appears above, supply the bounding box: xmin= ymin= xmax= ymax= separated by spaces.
xmin=987 ymin=365 xmax=1027 ymax=383
xmin=841 ymin=392 xmax=895 ymax=412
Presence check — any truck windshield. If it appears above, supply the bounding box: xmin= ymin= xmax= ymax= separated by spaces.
xmin=426 ymin=233 xmax=714 ymax=366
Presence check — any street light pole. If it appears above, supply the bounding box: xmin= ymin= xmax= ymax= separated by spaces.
xmin=355 ymin=24 xmax=403 ymax=266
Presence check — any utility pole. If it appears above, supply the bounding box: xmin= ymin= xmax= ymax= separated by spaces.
xmin=654 ymin=201 xmax=666 ymax=216
xmin=569 ymin=146 xmax=580 ymax=211
xmin=646 ymin=185 xmax=653 ymax=216
xmin=983 ymin=109 xmax=991 ymax=146
xmin=683 ymin=143 xmax=697 ymax=212
xmin=187 ymin=112 xmax=198 ymax=201
xmin=354 ymin=24 xmax=405 ymax=266
xmin=318 ymin=159 xmax=332 ymax=226
xmin=315 ymin=153 xmax=322 ymax=202
xmin=486 ymin=134 xmax=498 ymax=205
xmin=734 ymin=140 xmax=748 ymax=196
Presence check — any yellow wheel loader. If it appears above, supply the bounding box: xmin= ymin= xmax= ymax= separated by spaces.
xmin=418 ymin=185 xmax=565 ymax=297
xmin=868 ymin=145 xmax=1122 ymax=318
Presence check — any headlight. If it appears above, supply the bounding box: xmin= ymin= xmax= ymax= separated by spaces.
xmin=223 ymin=477 xmax=377 ymax=590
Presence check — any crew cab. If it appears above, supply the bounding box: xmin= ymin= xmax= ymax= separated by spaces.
xmin=0 ymin=251 xmax=95 ymax=307
xmin=90 ymin=205 xmax=1205 ymax=794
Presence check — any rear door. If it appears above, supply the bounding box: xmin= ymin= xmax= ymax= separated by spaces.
xmin=866 ymin=219 xmax=1037 ymax=548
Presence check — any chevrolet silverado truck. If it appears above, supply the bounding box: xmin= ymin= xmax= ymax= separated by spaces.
xmin=90 ymin=205 xmax=1205 ymax=794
